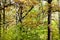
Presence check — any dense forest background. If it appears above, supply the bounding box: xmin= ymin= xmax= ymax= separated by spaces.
xmin=0 ymin=0 xmax=60 ymax=40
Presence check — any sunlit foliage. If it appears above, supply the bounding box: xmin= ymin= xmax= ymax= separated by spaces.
xmin=0 ymin=0 xmax=60 ymax=40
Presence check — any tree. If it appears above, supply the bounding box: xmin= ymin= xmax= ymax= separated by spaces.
xmin=0 ymin=1 xmax=2 ymax=40
xmin=48 ymin=0 xmax=52 ymax=40
xmin=15 ymin=0 xmax=36 ymax=23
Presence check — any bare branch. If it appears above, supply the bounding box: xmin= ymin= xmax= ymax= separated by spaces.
xmin=0 ymin=3 xmax=14 ymax=10
xmin=22 ymin=5 xmax=34 ymax=19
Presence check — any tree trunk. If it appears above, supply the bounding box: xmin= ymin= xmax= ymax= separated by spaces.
xmin=2 ymin=1 xmax=6 ymax=39
xmin=48 ymin=0 xmax=52 ymax=40
xmin=58 ymin=0 xmax=60 ymax=39
xmin=58 ymin=12 xmax=60 ymax=39
xmin=0 ymin=2 xmax=1 ymax=39
xmin=0 ymin=10 xmax=2 ymax=40
xmin=3 ymin=7 xmax=6 ymax=31
xmin=19 ymin=6 xmax=23 ymax=23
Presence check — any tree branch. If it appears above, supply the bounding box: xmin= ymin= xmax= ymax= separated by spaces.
xmin=0 ymin=4 xmax=14 ymax=10
xmin=22 ymin=5 xmax=34 ymax=19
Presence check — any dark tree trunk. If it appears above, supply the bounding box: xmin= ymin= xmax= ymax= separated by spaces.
xmin=2 ymin=1 xmax=6 ymax=39
xmin=0 ymin=1 xmax=1 ymax=39
xmin=19 ymin=6 xmax=23 ymax=23
xmin=0 ymin=10 xmax=2 ymax=40
xmin=3 ymin=7 xmax=5 ymax=31
xmin=58 ymin=12 xmax=60 ymax=39
xmin=48 ymin=0 xmax=52 ymax=40
xmin=58 ymin=0 xmax=60 ymax=39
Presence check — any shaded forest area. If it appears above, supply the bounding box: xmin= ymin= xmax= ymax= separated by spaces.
xmin=0 ymin=0 xmax=60 ymax=40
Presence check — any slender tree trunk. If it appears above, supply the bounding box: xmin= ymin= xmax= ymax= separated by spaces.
xmin=0 ymin=10 xmax=2 ymax=40
xmin=48 ymin=0 xmax=52 ymax=40
xmin=0 ymin=2 xmax=2 ymax=40
xmin=3 ymin=7 xmax=5 ymax=32
xmin=58 ymin=0 xmax=60 ymax=39
xmin=58 ymin=12 xmax=60 ymax=39
xmin=2 ymin=0 xmax=6 ymax=31
xmin=2 ymin=1 xmax=6 ymax=40
xmin=19 ymin=6 xmax=23 ymax=23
